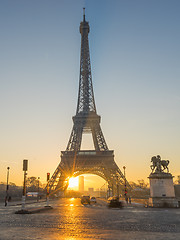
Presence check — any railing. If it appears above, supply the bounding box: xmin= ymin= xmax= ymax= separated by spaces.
xmin=61 ymin=150 xmax=114 ymax=156
xmin=119 ymin=197 xmax=149 ymax=206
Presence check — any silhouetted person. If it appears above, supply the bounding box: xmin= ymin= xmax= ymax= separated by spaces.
xmin=5 ymin=196 xmax=8 ymax=206
xmin=125 ymin=195 xmax=128 ymax=204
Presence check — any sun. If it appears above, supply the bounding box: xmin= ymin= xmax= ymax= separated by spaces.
xmin=68 ymin=177 xmax=79 ymax=189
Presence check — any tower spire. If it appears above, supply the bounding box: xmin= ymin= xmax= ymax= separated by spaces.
xmin=66 ymin=13 xmax=108 ymax=151
xmin=78 ymin=9 xmax=94 ymax=114
xmin=83 ymin=8 xmax=85 ymax=22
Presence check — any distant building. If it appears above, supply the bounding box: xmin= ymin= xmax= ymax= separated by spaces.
xmin=79 ymin=176 xmax=84 ymax=192
xmin=88 ymin=188 xmax=94 ymax=195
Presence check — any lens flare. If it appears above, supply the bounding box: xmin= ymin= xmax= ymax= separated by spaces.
xmin=68 ymin=177 xmax=79 ymax=188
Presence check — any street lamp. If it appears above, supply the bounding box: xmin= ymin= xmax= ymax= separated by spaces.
xmin=22 ymin=159 xmax=28 ymax=210
xmin=116 ymin=175 xmax=119 ymax=199
xmin=37 ymin=177 xmax=40 ymax=202
xmin=5 ymin=167 xmax=10 ymax=206
xmin=123 ymin=166 xmax=127 ymax=201
xmin=46 ymin=173 xmax=50 ymax=207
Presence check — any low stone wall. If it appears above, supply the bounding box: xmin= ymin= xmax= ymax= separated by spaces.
xmin=131 ymin=198 xmax=148 ymax=205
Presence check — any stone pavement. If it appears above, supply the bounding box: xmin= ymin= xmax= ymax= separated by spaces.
xmin=0 ymin=198 xmax=179 ymax=240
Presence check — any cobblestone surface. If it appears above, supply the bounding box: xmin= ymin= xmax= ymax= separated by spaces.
xmin=0 ymin=198 xmax=180 ymax=239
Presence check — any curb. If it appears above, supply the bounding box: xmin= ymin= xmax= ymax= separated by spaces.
xmin=15 ymin=206 xmax=53 ymax=214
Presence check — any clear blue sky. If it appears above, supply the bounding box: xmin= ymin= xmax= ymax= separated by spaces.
xmin=0 ymin=0 xmax=180 ymax=186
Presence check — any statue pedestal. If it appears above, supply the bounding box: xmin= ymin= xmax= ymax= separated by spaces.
xmin=148 ymin=172 xmax=178 ymax=208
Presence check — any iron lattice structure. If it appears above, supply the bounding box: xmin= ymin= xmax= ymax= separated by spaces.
xmin=49 ymin=10 xmax=130 ymax=195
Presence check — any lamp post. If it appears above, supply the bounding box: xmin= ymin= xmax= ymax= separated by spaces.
xmin=123 ymin=166 xmax=127 ymax=202
xmin=46 ymin=173 xmax=50 ymax=207
xmin=5 ymin=167 xmax=10 ymax=206
xmin=37 ymin=177 xmax=40 ymax=202
xmin=22 ymin=159 xmax=28 ymax=210
xmin=116 ymin=175 xmax=119 ymax=199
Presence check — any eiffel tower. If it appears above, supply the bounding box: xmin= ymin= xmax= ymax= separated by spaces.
xmin=49 ymin=9 xmax=130 ymax=195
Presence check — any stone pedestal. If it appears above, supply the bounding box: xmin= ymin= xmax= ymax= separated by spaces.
xmin=148 ymin=172 xmax=178 ymax=208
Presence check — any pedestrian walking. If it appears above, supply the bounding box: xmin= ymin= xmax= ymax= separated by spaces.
xmin=125 ymin=195 xmax=128 ymax=204
xmin=5 ymin=196 xmax=8 ymax=206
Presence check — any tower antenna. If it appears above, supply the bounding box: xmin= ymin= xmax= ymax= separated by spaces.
xmin=83 ymin=8 xmax=85 ymax=21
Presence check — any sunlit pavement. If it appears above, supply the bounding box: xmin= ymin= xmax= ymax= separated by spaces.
xmin=0 ymin=198 xmax=180 ymax=240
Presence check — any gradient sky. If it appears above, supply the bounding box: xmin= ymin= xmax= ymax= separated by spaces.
xmin=0 ymin=0 xmax=180 ymax=187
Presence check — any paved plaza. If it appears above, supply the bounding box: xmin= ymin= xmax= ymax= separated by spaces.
xmin=0 ymin=198 xmax=180 ymax=240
